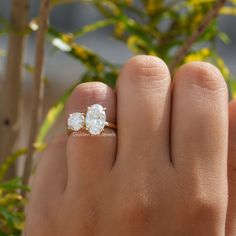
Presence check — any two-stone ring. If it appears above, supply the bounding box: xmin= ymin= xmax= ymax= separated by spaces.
xmin=67 ymin=104 xmax=117 ymax=136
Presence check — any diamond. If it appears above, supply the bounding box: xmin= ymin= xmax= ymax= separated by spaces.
xmin=86 ymin=104 xmax=107 ymax=135
xmin=67 ymin=112 xmax=85 ymax=131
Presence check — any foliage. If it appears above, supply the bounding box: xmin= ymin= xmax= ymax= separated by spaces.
xmin=47 ymin=0 xmax=236 ymax=93
xmin=0 ymin=179 xmax=29 ymax=236
xmin=0 ymin=0 xmax=236 ymax=234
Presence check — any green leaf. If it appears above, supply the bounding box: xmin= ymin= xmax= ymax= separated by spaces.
xmin=51 ymin=0 xmax=79 ymax=8
xmin=218 ymin=31 xmax=230 ymax=44
xmin=0 ymin=178 xmax=29 ymax=192
xmin=35 ymin=84 xmax=77 ymax=149
xmin=220 ymin=6 xmax=236 ymax=15
xmin=0 ymin=150 xmax=27 ymax=182
xmin=228 ymin=78 xmax=236 ymax=99
xmin=73 ymin=19 xmax=116 ymax=38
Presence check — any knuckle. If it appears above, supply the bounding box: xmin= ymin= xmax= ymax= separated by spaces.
xmin=71 ymin=82 xmax=110 ymax=102
xmin=116 ymin=194 xmax=155 ymax=223
xmin=66 ymin=81 xmax=115 ymax=115
xmin=177 ymin=62 xmax=227 ymax=93
xmin=79 ymin=207 xmax=99 ymax=231
xmin=186 ymin=189 xmax=227 ymax=218
xmin=120 ymin=55 xmax=170 ymax=88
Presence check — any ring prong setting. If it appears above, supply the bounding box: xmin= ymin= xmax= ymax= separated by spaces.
xmin=67 ymin=112 xmax=85 ymax=131
xmin=67 ymin=104 xmax=116 ymax=136
xmin=85 ymin=104 xmax=107 ymax=135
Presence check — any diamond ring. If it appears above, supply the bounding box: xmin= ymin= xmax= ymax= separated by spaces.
xmin=67 ymin=104 xmax=117 ymax=136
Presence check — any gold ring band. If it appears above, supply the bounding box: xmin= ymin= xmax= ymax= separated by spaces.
xmin=106 ymin=122 xmax=117 ymax=130
xmin=67 ymin=122 xmax=117 ymax=136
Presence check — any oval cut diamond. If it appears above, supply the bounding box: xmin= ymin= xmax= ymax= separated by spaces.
xmin=67 ymin=112 xmax=85 ymax=131
xmin=86 ymin=104 xmax=106 ymax=135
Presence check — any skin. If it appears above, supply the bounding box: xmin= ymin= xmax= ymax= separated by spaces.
xmin=25 ymin=56 xmax=236 ymax=236
xmin=227 ymin=99 xmax=236 ymax=235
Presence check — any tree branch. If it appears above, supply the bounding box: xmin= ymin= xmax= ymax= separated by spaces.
xmin=0 ymin=0 xmax=29 ymax=179
xmin=22 ymin=0 xmax=51 ymax=186
xmin=169 ymin=0 xmax=227 ymax=74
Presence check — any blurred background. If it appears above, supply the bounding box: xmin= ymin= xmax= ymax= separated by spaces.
xmin=1 ymin=1 xmax=235 ymax=82
xmin=0 ymin=1 xmax=133 ymax=147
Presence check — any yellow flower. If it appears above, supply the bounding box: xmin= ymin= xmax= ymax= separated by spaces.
xmin=73 ymin=44 xmax=88 ymax=60
xmin=220 ymin=6 xmax=236 ymax=15
xmin=149 ymin=50 xmax=157 ymax=56
xmin=127 ymin=36 xmax=139 ymax=53
xmin=96 ymin=63 xmax=104 ymax=72
xmin=185 ymin=48 xmax=210 ymax=63
xmin=191 ymin=14 xmax=203 ymax=28
xmin=114 ymin=22 xmax=126 ymax=38
xmin=61 ymin=33 xmax=74 ymax=44
xmin=125 ymin=0 xmax=133 ymax=6
xmin=146 ymin=0 xmax=162 ymax=15
xmin=201 ymin=48 xmax=210 ymax=56
xmin=216 ymin=57 xmax=230 ymax=79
